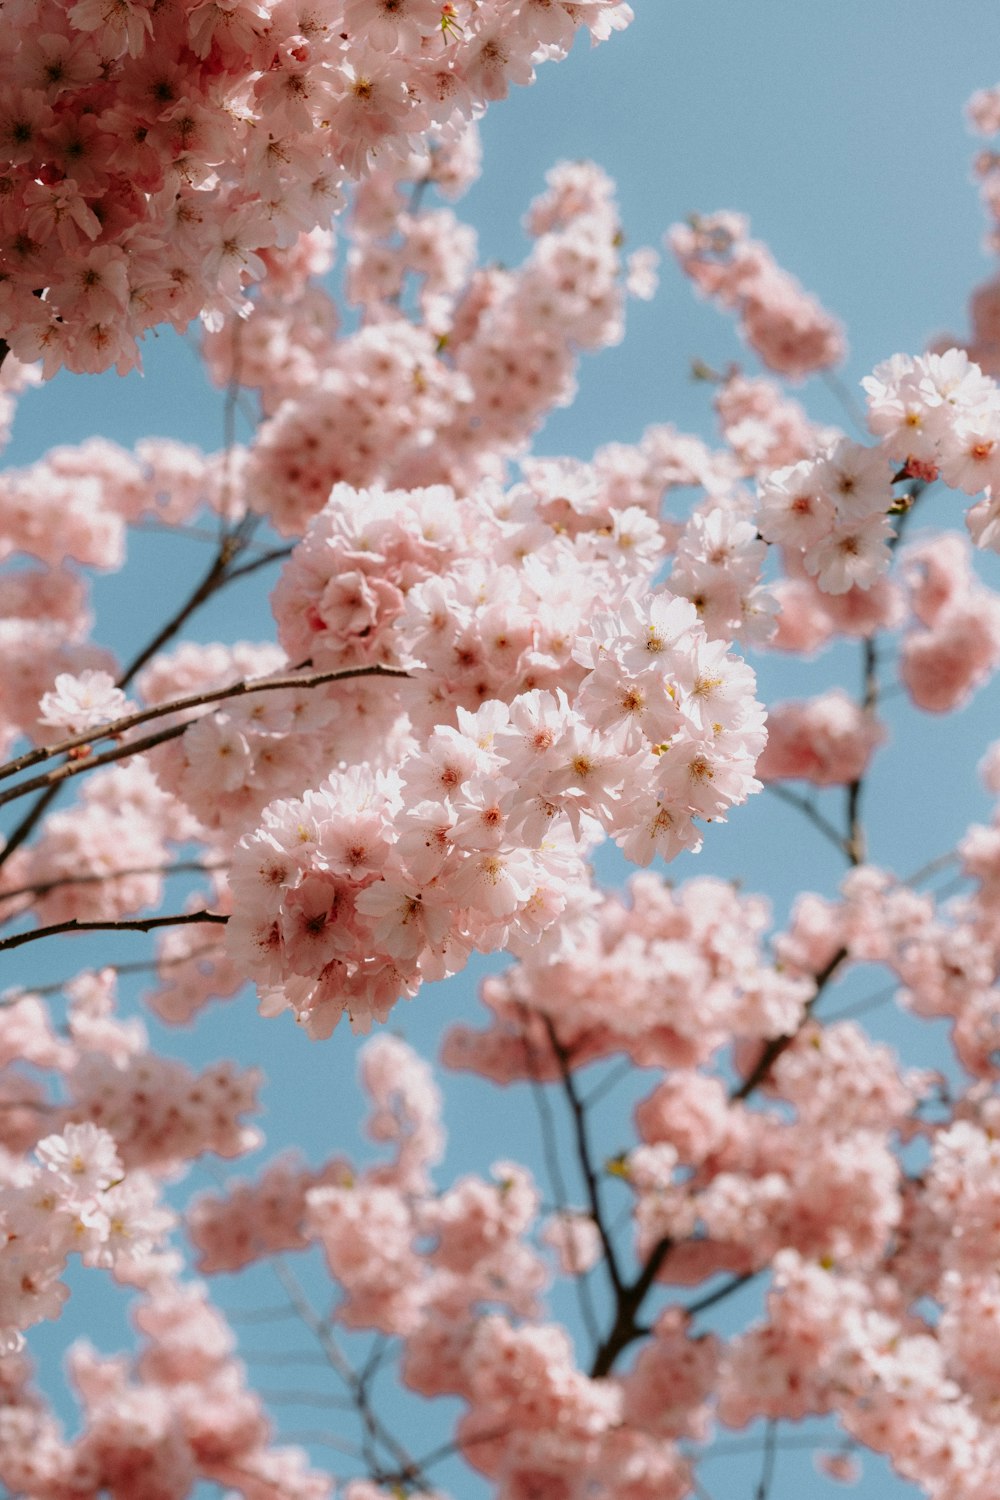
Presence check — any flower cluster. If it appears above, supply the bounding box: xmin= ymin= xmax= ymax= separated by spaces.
xmin=667 ymin=211 xmax=846 ymax=380
xmin=0 ymin=0 xmax=633 ymax=374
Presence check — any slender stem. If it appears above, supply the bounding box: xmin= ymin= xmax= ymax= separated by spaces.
xmin=754 ymin=1419 xmax=778 ymax=1500
xmin=222 ymin=1304 xmax=300 ymax=1325
xmin=226 ymin=545 xmax=296 ymax=583
xmin=844 ymin=636 xmax=879 ymax=866
xmin=763 ymin=783 xmax=849 ymax=859
xmin=523 ymin=1019 xmax=602 ymax=1350
xmin=683 ymin=1271 xmax=758 ymax=1318
xmin=241 ymin=1350 xmax=333 ymax=1366
xmin=904 ymin=849 xmax=958 ymax=887
xmin=0 ymin=908 xmax=227 ymax=955
xmin=0 ymin=664 xmax=409 ymax=809
xmin=271 ymin=1258 xmax=426 ymax=1488
xmin=0 ymin=663 xmax=404 ymax=785
xmin=0 ymin=782 xmax=62 ymax=870
xmin=825 ymin=982 xmax=897 ymax=1021
xmin=0 ymin=512 xmax=263 ymax=868
xmin=117 ymin=546 xmax=230 ymax=689
xmin=0 ymin=941 xmax=224 ymax=1003
xmin=588 ymin=946 xmax=847 ymax=1379
xmin=581 ymin=1057 xmax=633 ymax=1110
xmin=264 ymin=1431 xmax=362 ymax=1458
xmin=256 ymin=1390 xmax=356 ymax=1410
xmin=409 ymin=1424 xmax=509 ymax=1477
xmin=730 ymin=945 xmax=848 ymax=1102
xmin=542 ymin=1016 xmax=625 ymax=1300
xmin=0 ymin=858 xmax=225 ymax=910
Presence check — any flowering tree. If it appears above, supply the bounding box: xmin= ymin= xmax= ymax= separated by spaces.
xmin=4 ymin=4 xmax=1000 ymax=1499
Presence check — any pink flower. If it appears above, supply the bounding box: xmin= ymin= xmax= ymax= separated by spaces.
xmin=38 ymin=670 xmax=131 ymax=735
xmin=756 ymin=690 xmax=884 ymax=786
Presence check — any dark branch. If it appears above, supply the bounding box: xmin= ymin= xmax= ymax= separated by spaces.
xmin=542 ymin=1015 xmax=626 ymax=1300
xmin=0 ymin=909 xmax=227 ymax=955
xmin=0 ymin=664 xmax=409 ymax=810
xmin=729 ymin=944 xmax=848 ymax=1102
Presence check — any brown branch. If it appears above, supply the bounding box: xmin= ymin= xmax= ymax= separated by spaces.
xmin=844 ymin=636 xmax=879 ymax=867
xmin=118 ymin=546 xmax=231 ymax=690
xmin=0 ymin=908 xmax=227 ymax=955
xmin=729 ymin=944 xmax=848 ymax=1102
xmin=0 ymin=782 xmax=63 ymax=871
xmin=0 ymin=941 xmax=225 ymax=1005
xmin=904 ymin=849 xmax=959 ymax=887
xmin=0 ymin=858 xmax=225 ymax=911
xmin=588 ymin=946 xmax=848 ymax=1379
xmin=225 ymin=544 xmax=296 ymax=584
xmin=763 ymin=783 xmax=849 ymax=859
xmin=521 ymin=1013 xmax=602 ymax=1351
xmin=754 ymin=1418 xmax=779 ymax=1500
xmin=0 ymin=515 xmax=263 ymax=869
xmin=0 ymin=664 xmax=409 ymax=809
xmin=270 ymin=1258 xmax=426 ymax=1489
xmin=542 ymin=1016 xmax=625 ymax=1300
xmin=683 ymin=1270 xmax=758 ymax=1317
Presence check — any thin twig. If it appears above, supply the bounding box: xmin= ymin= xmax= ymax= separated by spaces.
xmin=409 ymin=1424 xmax=509 ymax=1477
xmin=257 ymin=1390 xmax=356 ymax=1410
xmin=241 ymin=1350 xmax=333 ymax=1365
xmin=522 ymin=1016 xmax=602 ymax=1350
xmin=542 ymin=1016 xmax=625 ymax=1300
xmin=588 ymin=947 xmax=848 ymax=1379
xmin=0 ymin=664 xmax=409 ymax=809
xmin=270 ymin=1431 xmax=363 ymax=1458
xmin=0 ymin=858 xmax=226 ymax=909
xmin=0 ymin=941 xmax=224 ymax=1004
xmin=844 ymin=636 xmax=879 ymax=866
xmin=226 ymin=545 xmax=296 ymax=583
xmin=824 ymin=982 xmax=897 ymax=1022
xmin=0 ymin=908 xmax=227 ymax=955
xmin=0 ymin=515 xmax=261 ymax=868
xmin=0 ymin=663 xmax=409 ymax=787
xmin=222 ymin=1304 xmax=300 ymax=1325
xmin=117 ymin=546 xmax=231 ymax=689
xmin=729 ymin=944 xmax=848 ymax=1102
xmin=581 ymin=1057 xmax=634 ymax=1110
xmin=683 ymin=1270 xmax=758 ymax=1318
xmin=271 ymin=1258 xmax=426 ymax=1487
xmin=754 ymin=1419 xmax=778 ymax=1500
xmin=763 ymin=783 xmax=848 ymax=859
xmin=904 ymin=850 xmax=958 ymax=887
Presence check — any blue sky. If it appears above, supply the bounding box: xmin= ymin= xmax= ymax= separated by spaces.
xmin=7 ymin=5 xmax=1000 ymax=1497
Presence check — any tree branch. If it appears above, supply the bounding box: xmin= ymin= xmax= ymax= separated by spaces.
xmin=0 ymin=858 xmax=226 ymax=912
xmin=270 ymin=1258 xmax=427 ymax=1489
xmin=763 ymin=782 xmax=850 ymax=859
xmin=0 ymin=908 xmax=227 ymax=955
xmin=522 ymin=1015 xmax=602 ymax=1351
xmin=542 ymin=1016 xmax=626 ymax=1301
xmin=0 ymin=664 xmax=409 ymax=809
xmin=683 ymin=1270 xmax=758 ymax=1318
xmin=729 ymin=944 xmax=848 ymax=1102
xmin=588 ymin=946 xmax=848 ymax=1378
xmin=0 ymin=511 xmax=266 ymax=869
xmin=844 ymin=635 xmax=879 ymax=866
xmin=0 ymin=941 xmax=225 ymax=1004
xmin=754 ymin=1418 xmax=778 ymax=1500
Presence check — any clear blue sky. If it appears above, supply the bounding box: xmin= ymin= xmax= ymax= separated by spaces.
xmin=8 ymin=6 xmax=1000 ymax=1497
